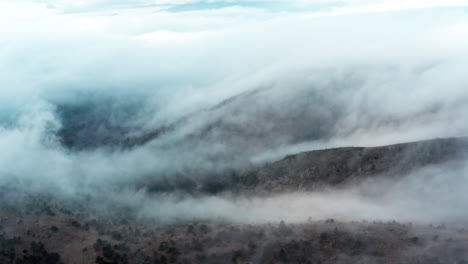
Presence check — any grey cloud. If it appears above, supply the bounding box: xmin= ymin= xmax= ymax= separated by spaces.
xmin=0 ymin=2 xmax=468 ymax=223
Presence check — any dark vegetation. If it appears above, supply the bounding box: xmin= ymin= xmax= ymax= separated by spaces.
xmin=55 ymin=98 xmax=172 ymax=150
xmin=2 ymin=198 xmax=468 ymax=264
xmin=1 ymin=138 xmax=468 ymax=263
xmin=0 ymin=233 xmax=62 ymax=264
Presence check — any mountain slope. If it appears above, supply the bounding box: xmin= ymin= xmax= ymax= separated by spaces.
xmin=246 ymin=137 xmax=468 ymax=192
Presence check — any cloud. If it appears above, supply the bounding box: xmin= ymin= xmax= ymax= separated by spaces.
xmin=4 ymin=0 xmax=468 ymax=14
xmin=1 ymin=0 xmax=468 ymax=223
xmin=2 ymin=1 xmax=468 ymax=158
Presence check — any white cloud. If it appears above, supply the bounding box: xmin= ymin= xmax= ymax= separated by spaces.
xmin=4 ymin=0 xmax=468 ymax=14
xmin=326 ymin=0 xmax=468 ymax=15
xmin=1 ymin=0 xmax=468 ymax=223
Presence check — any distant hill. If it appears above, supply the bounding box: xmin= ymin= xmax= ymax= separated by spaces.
xmin=142 ymin=137 xmax=468 ymax=195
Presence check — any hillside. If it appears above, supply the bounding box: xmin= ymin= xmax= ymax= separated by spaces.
xmin=143 ymin=137 xmax=468 ymax=195
xmin=1 ymin=137 xmax=468 ymax=263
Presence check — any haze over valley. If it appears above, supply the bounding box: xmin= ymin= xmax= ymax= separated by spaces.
xmin=1 ymin=1 xmax=468 ymax=263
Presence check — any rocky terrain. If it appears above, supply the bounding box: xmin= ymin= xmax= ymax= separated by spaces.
xmin=247 ymin=137 xmax=468 ymax=192
xmin=1 ymin=137 xmax=468 ymax=263
xmin=143 ymin=137 xmax=468 ymax=195
xmin=3 ymin=204 xmax=468 ymax=264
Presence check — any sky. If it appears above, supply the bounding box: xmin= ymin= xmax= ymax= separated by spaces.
xmin=3 ymin=0 xmax=468 ymax=12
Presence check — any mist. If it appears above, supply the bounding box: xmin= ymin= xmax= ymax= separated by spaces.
xmin=1 ymin=0 xmax=468 ymax=227
xmin=137 ymin=160 xmax=468 ymax=223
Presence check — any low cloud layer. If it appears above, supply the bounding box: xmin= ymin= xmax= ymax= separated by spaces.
xmin=1 ymin=1 xmax=468 ymax=224
xmin=139 ymin=161 xmax=468 ymax=223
